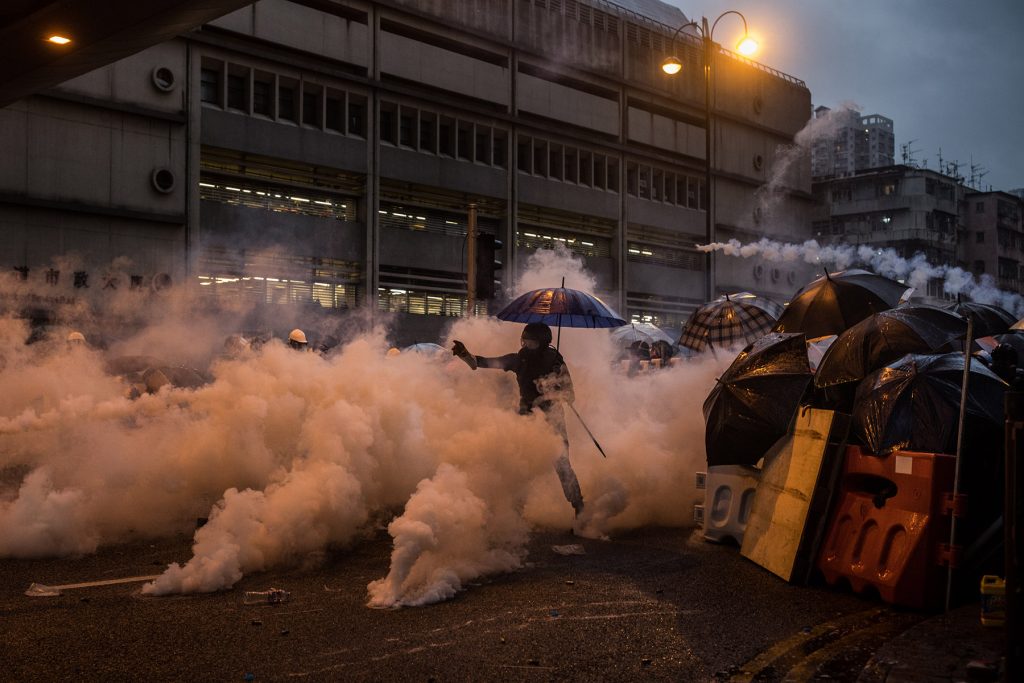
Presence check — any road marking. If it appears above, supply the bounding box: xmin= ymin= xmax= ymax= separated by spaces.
xmin=729 ymin=608 xmax=886 ymax=682
xmin=781 ymin=616 xmax=919 ymax=682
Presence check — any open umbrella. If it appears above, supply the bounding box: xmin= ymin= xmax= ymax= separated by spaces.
xmin=610 ymin=322 xmax=675 ymax=347
xmin=942 ymin=299 xmax=1014 ymax=337
xmin=852 ymin=352 xmax=1007 ymax=455
xmin=814 ymin=305 xmax=967 ymax=391
xmin=773 ymin=269 xmax=912 ymax=339
xmin=703 ymin=332 xmax=812 ymax=467
xmin=497 ymin=279 xmax=626 ymax=349
xmin=402 ymin=342 xmax=448 ymax=358
xmin=679 ymin=292 xmax=783 ymax=353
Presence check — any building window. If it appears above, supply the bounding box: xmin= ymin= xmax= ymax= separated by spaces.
xmin=976 ymin=231 xmax=985 ymax=244
xmin=651 ymin=169 xmax=663 ymax=201
xmin=253 ymin=73 xmax=273 ymax=116
xmin=594 ymin=155 xmax=606 ymax=190
xmin=457 ymin=121 xmax=473 ymax=161
xmin=226 ymin=69 xmax=247 ymax=111
xmin=278 ymin=79 xmax=297 ymax=122
xmin=532 ymin=139 xmax=547 ymax=176
xmin=607 ymin=158 xmax=619 ymax=193
xmin=347 ymin=94 xmax=367 ymax=137
xmin=302 ymin=86 xmax=321 ymax=127
xmin=200 ymin=66 xmax=221 ymax=105
xmin=492 ymin=130 xmax=506 ymax=169
xmin=626 ymin=162 xmax=638 ymax=196
xmin=638 ymin=166 xmax=651 ymax=200
xmin=976 ymin=201 xmax=985 ymax=213
xmin=548 ymin=143 xmax=563 ymax=180
xmin=475 ymin=128 xmax=490 ymax=164
xmin=432 ymin=116 xmax=451 ymax=156
xmin=517 ymin=135 xmax=531 ymax=172
xmin=974 ymin=260 xmax=985 ymax=274
xmin=325 ymin=90 xmax=343 ymax=132
xmin=580 ymin=151 xmax=593 ymax=187
xmin=565 ymin=147 xmax=578 ymax=183
xmin=380 ymin=102 xmax=397 ymax=145
xmin=419 ymin=112 xmax=437 ymax=153
xmin=399 ymin=107 xmax=416 ymax=148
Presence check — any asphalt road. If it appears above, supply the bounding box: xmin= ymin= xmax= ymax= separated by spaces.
xmin=0 ymin=526 xmax=922 ymax=682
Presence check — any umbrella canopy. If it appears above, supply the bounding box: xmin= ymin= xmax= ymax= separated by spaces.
xmin=497 ymin=285 xmax=626 ymax=328
xmin=703 ymin=332 xmax=812 ymax=467
xmin=773 ymin=269 xmax=912 ymax=339
xmin=610 ymin=322 xmax=675 ymax=347
xmin=402 ymin=342 xmax=447 ymax=357
xmin=976 ymin=331 xmax=1024 ymax=357
xmin=814 ymin=305 xmax=967 ymax=390
xmin=943 ymin=300 xmax=1015 ymax=337
xmin=679 ymin=292 xmax=783 ymax=352
xmin=852 ymin=352 xmax=1007 ymax=455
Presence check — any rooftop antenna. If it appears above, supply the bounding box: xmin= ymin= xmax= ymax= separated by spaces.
xmin=900 ymin=139 xmax=920 ymax=167
xmin=969 ymin=157 xmax=988 ymax=189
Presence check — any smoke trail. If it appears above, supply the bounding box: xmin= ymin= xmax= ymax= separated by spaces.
xmin=699 ymin=237 xmax=1024 ymax=317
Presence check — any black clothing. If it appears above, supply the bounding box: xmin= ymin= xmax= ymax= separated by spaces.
xmin=475 ymin=347 xmax=572 ymax=414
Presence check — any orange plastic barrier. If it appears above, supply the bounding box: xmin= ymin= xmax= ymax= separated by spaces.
xmin=817 ymin=446 xmax=959 ymax=610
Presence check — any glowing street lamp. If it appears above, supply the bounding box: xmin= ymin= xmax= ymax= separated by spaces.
xmin=660 ymin=11 xmax=758 ymax=300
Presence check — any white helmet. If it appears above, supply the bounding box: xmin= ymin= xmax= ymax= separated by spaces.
xmin=67 ymin=331 xmax=86 ymax=344
xmin=288 ymin=329 xmax=308 ymax=345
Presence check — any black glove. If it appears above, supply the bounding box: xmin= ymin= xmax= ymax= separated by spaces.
xmin=452 ymin=340 xmax=469 ymax=357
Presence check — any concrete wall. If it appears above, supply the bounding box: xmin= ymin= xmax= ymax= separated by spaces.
xmin=208 ymin=0 xmax=370 ymax=67
xmin=380 ymin=32 xmax=508 ymax=105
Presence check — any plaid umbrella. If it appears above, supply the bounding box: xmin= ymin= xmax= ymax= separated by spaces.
xmin=679 ymin=292 xmax=783 ymax=352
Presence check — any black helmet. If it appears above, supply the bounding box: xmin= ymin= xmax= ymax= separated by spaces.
xmin=992 ymin=343 xmax=1018 ymax=366
xmin=521 ymin=323 xmax=553 ymax=346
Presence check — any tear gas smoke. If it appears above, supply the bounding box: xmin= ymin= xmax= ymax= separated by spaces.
xmin=0 ymin=247 xmax=728 ymax=607
xmin=699 ymin=237 xmax=1024 ymax=317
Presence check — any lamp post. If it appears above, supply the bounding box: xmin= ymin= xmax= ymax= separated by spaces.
xmin=661 ymin=12 xmax=757 ymax=302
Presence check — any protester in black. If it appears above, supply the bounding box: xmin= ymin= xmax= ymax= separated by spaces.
xmin=452 ymin=323 xmax=585 ymax=516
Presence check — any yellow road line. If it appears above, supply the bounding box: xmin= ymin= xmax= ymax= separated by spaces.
xmin=729 ymin=608 xmax=886 ymax=682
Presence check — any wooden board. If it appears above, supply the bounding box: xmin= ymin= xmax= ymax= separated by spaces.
xmin=740 ymin=408 xmax=849 ymax=583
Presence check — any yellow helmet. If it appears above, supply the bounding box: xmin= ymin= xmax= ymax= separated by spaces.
xmin=288 ymin=329 xmax=308 ymax=345
xmin=67 ymin=331 xmax=86 ymax=344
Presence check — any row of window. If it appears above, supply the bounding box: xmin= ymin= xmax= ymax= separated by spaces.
xmin=380 ymin=102 xmax=507 ymax=169
xmin=516 ymin=135 xmax=706 ymax=209
xmin=200 ymin=59 xmax=368 ymax=137
xmin=198 ymin=179 xmax=357 ymax=221
xmin=378 ymin=288 xmax=487 ymax=317
xmin=196 ymin=275 xmax=359 ymax=310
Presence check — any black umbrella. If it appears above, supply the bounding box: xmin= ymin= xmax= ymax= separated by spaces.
xmin=679 ymin=292 xmax=783 ymax=352
xmin=703 ymin=332 xmax=812 ymax=467
xmin=852 ymin=352 xmax=1007 ymax=456
xmin=943 ymin=300 xmax=1015 ymax=337
xmin=814 ymin=305 xmax=967 ymax=390
xmin=773 ymin=269 xmax=911 ymax=339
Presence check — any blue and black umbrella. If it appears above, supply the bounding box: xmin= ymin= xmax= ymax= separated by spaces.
xmin=497 ymin=278 xmax=626 ymax=348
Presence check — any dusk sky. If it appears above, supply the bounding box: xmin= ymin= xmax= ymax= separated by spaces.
xmin=667 ymin=0 xmax=1024 ymax=192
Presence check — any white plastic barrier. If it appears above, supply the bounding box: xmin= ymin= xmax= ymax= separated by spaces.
xmin=702 ymin=465 xmax=761 ymax=544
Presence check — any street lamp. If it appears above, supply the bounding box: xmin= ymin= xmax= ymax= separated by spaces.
xmin=661 ymin=11 xmax=757 ymax=301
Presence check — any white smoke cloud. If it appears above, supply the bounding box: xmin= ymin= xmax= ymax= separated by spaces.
xmin=1 ymin=246 xmax=728 ymax=608
xmin=699 ymin=237 xmax=1024 ymax=317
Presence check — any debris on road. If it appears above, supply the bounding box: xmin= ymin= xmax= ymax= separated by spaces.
xmin=551 ymin=544 xmax=585 ymax=556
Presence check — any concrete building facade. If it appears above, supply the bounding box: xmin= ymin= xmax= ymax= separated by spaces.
xmin=0 ymin=0 xmax=813 ymax=343
xmin=963 ymin=190 xmax=1024 ymax=293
